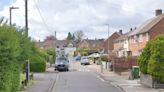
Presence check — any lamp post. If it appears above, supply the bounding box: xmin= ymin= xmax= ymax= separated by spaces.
xmin=9 ymin=6 xmax=19 ymax=26
xmin=105 ymin=24 xmax=110 ymax=59
xmin=105 ymin=24 xmax=111 ymax=71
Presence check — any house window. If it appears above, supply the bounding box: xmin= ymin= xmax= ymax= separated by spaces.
xmin=124 ymin=40 xmax=127 ymax=44
xmin=143 ymin=33 xmax=146 ymax=37
xmin=139 ymin=34 xmax=143 ymax=42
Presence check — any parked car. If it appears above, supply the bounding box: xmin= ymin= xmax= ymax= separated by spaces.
xmin=80 ymin=57 xmax=90 ymax=65
xmin=55 ymin=57 xmax=69 ymax=71
xmin=75 ymin=56 xmax=81 ymax=61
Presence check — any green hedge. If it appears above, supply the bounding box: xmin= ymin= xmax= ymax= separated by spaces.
xmin=0 ymin=25 xmax=21 ymax=92
xmin=138 ymin=35 xmax=164 ymax=83
xmin=76 ymin=48 xmax=98 ymax=56
xmin=29 ymin=50 xmax=47 ymax=72
xmin=0 ymin=17 xmax=48 ymax=92
xmin=30 ymin=61 xmax=46 ymax=72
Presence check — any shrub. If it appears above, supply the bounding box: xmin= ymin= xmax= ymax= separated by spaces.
xmin=0 ymin=25 xmax=21 ymax=92
xmin=30 ymin=61 xmax=46 ymax=72
xmin=76 ymin=48 xmax=98 ymax=56
xmin=0 ymin=17 xmax=48 ymax=91
xmin=30 ymin=50 xmax=46 ymax=72
xmin=101 ymin=55 xmax=108 ymax=62
xmin=138 ymin=35 xmax=164 ymax=83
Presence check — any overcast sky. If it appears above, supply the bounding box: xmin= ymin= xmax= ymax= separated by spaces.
xmin=0 ymin=0 xmax=164 ymax=41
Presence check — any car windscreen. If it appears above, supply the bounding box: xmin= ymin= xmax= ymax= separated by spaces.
xmin=56 ymin=58 xmax=68 ymax=63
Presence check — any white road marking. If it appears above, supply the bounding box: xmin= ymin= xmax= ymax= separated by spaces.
xmin=97 ymin=76 xmax=105 ymax=82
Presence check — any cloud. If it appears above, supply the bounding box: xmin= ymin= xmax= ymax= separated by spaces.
xmin=0 ymin=0 xmax=164 ymax=40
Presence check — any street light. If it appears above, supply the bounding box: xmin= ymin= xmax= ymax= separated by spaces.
xmin=9 ymin=6 xmax=19 ymax=26
xmin=105 ymin=24 xmax=110 ymax=59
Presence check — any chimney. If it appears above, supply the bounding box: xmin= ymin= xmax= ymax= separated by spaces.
xmin=130 ymin=28 xmax=133 ymax=31
xmin=119 ymin=29 xmax=122 ymax=34
xmin=156 ymin=9 xmax=162 ymax=16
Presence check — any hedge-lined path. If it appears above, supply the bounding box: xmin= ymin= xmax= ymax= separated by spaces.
xmin=24 ymin=67 xmax=58 ymax=92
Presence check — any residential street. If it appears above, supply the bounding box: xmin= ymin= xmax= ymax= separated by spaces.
xmin=52 ymin=60 xmax=122 ymax=92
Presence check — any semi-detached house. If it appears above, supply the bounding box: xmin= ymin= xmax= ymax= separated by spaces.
xmin=114 ymin=9 xmax=164 ymax=57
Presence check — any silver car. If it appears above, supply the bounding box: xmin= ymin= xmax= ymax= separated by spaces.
xmin=80 ymin=57 xmax=90 ymax=65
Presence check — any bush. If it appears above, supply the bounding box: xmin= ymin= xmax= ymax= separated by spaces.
xmin=76 ymin=48 xmax=98 ymax=56
xmin=138 ymin=35 xmax=164 ymax=83
xmin=30 ymin=50 xmax=46 ymax=72
xmin=0 ymin=25 xmax=21 ymax=92
xmin=0 ymin=17 xmax=48 ymax=91
xmin=101 ymin=55 xmax=108 ymax=62
xmin=30 ymin=61 xmax=46 ymax=72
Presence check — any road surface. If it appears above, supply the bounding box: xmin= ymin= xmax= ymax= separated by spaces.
xmin=52 ymin=57 xmax=121 ymax=92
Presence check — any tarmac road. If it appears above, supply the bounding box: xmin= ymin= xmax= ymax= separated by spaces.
xmin=52 ymin=60 xmax=121 ymax=92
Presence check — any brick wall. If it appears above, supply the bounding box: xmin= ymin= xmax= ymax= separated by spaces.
xmin=104 ymin=32 xmax=121 ymax=53
xmin=129 ymin=33 xmax=148 ymax=56
xmin=149 ymin=18 xmax=164 ymax=39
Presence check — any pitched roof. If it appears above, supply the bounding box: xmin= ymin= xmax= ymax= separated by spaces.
xmin=56 ymin=40 xmax=67 ymax=47
xmin=87 ymin=39 xmax=104 ymax=45
xmin=104 ymin=32 xmax=122 ymax=41
xmin=36 ymin=42 xmax=44 ymax=48
xmin=115 ymin=31 xmax=132 ymax=42
xmin=129 ymin=14 xmax=164 ymax=36
xmin=80 ymin=39 xmax=104 ymax=46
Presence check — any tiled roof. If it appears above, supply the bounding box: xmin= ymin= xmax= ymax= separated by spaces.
xmin=56 ymin=40 xmax=67 ymax=47
xmin=129 ymin=14 xmax=164 ymax=36
xmin=104 ymin=32 xmax=122 ymax=42
xmin=87 ymin=39 xmax=104 ymax=45
xmin=115 ymin=31 xmax=132 ymax=42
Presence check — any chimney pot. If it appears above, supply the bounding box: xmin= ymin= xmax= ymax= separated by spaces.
xmin=130 ymin=28 xmax=133 ymax=31
xmin=156 ymin=9 xmax=162 ymax=16
xmin=119 ymin=29 xmax=122 ymax=34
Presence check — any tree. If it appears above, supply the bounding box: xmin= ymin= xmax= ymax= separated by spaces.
xmin=72 ymin=34 xmax=75 ymax=40
xmin=74 ymin=30 xmax=85 ymax=45
xmin=66 ymin=32 xmax=72 ymax=41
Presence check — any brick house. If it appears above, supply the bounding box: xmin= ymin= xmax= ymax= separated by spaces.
xmin=128 ymin=9 xmax=164 ymax=56
xmin=104 ymin=31 xmax=122 ymax=53
xmin=78 ymin=39 xmax=104 ymax=51
xmin=113 ymin=30 xmax=132 ymax=57
xmin=36 ymin=35 xmax=56 ymax=50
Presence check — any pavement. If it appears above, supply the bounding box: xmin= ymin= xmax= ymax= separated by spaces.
xmin=24 ymin=67 xmax=58 ymax=92
xmin=87 ymin=64 xmax=164 ymax=92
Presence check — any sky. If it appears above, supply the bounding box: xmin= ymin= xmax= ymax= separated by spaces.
xmin=0 ymin=0 xmax=164 ymax=41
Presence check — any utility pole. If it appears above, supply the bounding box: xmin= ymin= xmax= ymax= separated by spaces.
xmin=25 ymin=0 xmax=29 ymax=85
xmin=25 ymin=0 xmax=28 ymax=36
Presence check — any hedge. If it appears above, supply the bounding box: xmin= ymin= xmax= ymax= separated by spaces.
xmin=0 ymin=18 xmax=48 ymax=92
xmin=30 ymin=61 xmax=46 ymax=72
xmin=29 ymin=50 xmax=47 ymax=72
xmin=138 ymin=35 xmax=164 ymax=83
xmin=0 ymin=25 xmax=21 ymax=92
